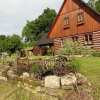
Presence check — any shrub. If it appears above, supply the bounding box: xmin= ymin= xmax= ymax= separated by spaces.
xmin=92 ymin=51 xmax=100 ymax=57
xmin=69 ymin=58 xmax=80 ymax=73
xmin=59 ymin=40 xmax=92 ymax=57
xmin=32 ymin=64 xmax=41 ymax=74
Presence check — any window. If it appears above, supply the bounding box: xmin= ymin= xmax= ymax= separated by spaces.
xmin=63 ymin=16 xmax=69 ymax=29
xmin=72 ymin=36 xmax=78 ymax=42
xmin=84 ymin=33 xmax=93 ymax=45
xmin=60 ymin=39 xmax=64 ymax=47
xmin=77 ymin=12 xmax=84 ymax=25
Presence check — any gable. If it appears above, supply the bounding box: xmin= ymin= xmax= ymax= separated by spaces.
xmin=48 ymin=0 xmax=100 ymax=39
xmin=60 ymin=0 xmax=79 ymax=15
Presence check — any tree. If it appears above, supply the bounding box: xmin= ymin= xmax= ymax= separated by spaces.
xmin=0 ymin=34 xmax=23 ymax=55
xmin=22 ymin=8 xmax=57 ymax=43
xmin=95 ymin=0 xmax=100 ymax=12
xmin=88 ymin=0 xmax=96 ymax=8
xmin=6 ymin=34 xmax=23 ymax=54
xmin=88 ymin=0 xmax=100 ymax=12
xmin=0 ymin=35 xmax=7 ymax=52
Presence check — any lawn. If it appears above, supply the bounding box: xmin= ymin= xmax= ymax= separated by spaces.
xmin=77 ymin=56 xmax=100 ymax=99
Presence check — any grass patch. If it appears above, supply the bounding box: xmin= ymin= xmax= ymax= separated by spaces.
xmin=77 ymin=56 xmax=100 ymax=99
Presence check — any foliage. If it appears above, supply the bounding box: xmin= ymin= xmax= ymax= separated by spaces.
xmin=95 ymin=0 xmax=100 ymax=12
xmin=31 ymin=55 xmax=80 ymax=78
xmin=59 ymin=40 xmax=91 ymax=57
xmin=69 ymin=58 xmax=80 ymax=73
xmin=22 ymin=8 xmax=56 ymax=43
xmin=91 ymin=51 xmax=100 ymax=57
xmin=0 ymin=35 xmax=7 ymax=52
xmin=88 ymin=0 xmax=100 ymax=12
xmin=31 ymin=63 xmax=44 ymax=79
xmin=88 ymin=0 xmax=96 ymax=8
xmin=32 ymin=64 xmax=42 ymax=74
xmin=0 ymin=34 xmax=23 ymax=55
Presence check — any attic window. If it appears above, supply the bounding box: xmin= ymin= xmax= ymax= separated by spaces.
xmin=63 ymin=16 xmax=70 ymax=29
xmin=77 ymin=12 xmax=84 ymax=25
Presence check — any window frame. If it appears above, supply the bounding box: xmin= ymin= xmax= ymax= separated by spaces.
xmin=72 ymin=36 xmax=79 ymax=42
xmin=84 ymin=33 xmax=93 ymax=45
xmin=63 ymin=16 xmax=70 ymax=29
xmin=77 ymin=12 xmax=85 ymax=25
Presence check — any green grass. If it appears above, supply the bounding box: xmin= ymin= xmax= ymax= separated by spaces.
xmin=0 ymin=81 xmax=17 ymax=100
xmin=77 ymin=56 xmax=100 ymax=99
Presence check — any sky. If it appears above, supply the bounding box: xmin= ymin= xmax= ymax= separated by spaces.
xmin=0 ymin=0 xmax=89 ymax=36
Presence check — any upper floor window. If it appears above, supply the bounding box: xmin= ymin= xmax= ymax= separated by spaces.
xmin=63 ymin=16 xmax=70 ymax=29
xmin=77 ymin=12 xmax=84 ymax=25
xmin=84 ymin=33 xmax=93 ymax=45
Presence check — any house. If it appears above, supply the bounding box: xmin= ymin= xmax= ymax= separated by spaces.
xmin=31 ymin=34 xmax=53 ymax=55
xmin=48 ymin=0 xmax=100 ymax=54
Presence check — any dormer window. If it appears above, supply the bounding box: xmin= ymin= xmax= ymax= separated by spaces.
xmin=63 ymin=16 xmax=69 ymax=29
xmin=77 ymin=12 xmax=84 ymax=25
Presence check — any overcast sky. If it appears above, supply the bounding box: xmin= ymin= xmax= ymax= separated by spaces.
xmin=0 ymin=0 xmax=89 ymax=36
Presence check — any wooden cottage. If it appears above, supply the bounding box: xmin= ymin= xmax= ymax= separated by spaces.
xmin=48 ymin=0 xmax=100 ymax=53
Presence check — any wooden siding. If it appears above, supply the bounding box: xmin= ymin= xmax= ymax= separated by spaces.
xmin=93 ymin=31 xmax=100 ymax=49
xmin=52 ymin=30 xmax=100 ymax=52
xmin=49 ymin=0 xmax=100 ymax=39
xmin=53 ymin=38 xmax=62 ymax=53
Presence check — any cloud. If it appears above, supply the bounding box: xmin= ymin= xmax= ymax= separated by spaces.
xmin=0 ymin=0 xmax=88 ymax=35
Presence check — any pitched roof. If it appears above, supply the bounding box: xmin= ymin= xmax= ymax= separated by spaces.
xmin=48 ymin=0 xmax=100 ymax=37
xmin=37 ymin=34 xmax=53 ymax=46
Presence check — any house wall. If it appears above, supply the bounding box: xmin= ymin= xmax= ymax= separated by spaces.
xmin=53 ymin=30 xmax=100 ymax=53
xmin=93 ymin=31 xmax=100 ymax=49
xmin=49 ymin=0 xmax=100 ymax=52
xmin=49 ymin=0 xmax=100 ymax=39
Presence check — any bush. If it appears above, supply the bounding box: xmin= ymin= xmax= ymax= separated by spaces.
xmin=92 ymin=51 xmax=100 ymax=57
xmin=69 ymin=58 xmax=80 ymax=73
xmin=31 ymin=56 xmax=81 ymax=78
xmin=59 ymin=40 xmax=92 ymax=57
xmin=32 ymin=63 xmax=42 ymax=74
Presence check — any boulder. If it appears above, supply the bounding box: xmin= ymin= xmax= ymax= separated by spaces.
xmin=61 ymin=73 xmax=77 ymax=86
xmin=76 ymin=73 xmax=88 ymax=85
xmin=7 ymin=70 xmax=17 ymax=80
xmin=45 ymin=76 xmax=60 ymax=89
xmin=0 ymin=76 xmax=7 ymax=81
xmin=20 ymin=72 xmax=30 ymax=79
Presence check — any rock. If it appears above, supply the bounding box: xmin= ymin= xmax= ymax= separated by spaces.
xmin=20 ymin=72 xmax=30 ymax=79
xmin=45 ymin=76 xmax=60 ymax=89
xmin=7 ymin=70 xmax=17 ymax=80
xmin=0 ymin=76 xmax=7 ymax=81
xmin=35 ymin=86 xmax=43 ymax=92
xmin=76 ymin=73 xmax=88 ymax=85
xmin=61 ymin=73 xmax=77 ymax=86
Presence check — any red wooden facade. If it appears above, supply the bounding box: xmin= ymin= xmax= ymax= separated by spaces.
xmin=48 ymin=0 xmax=100 ymax=53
